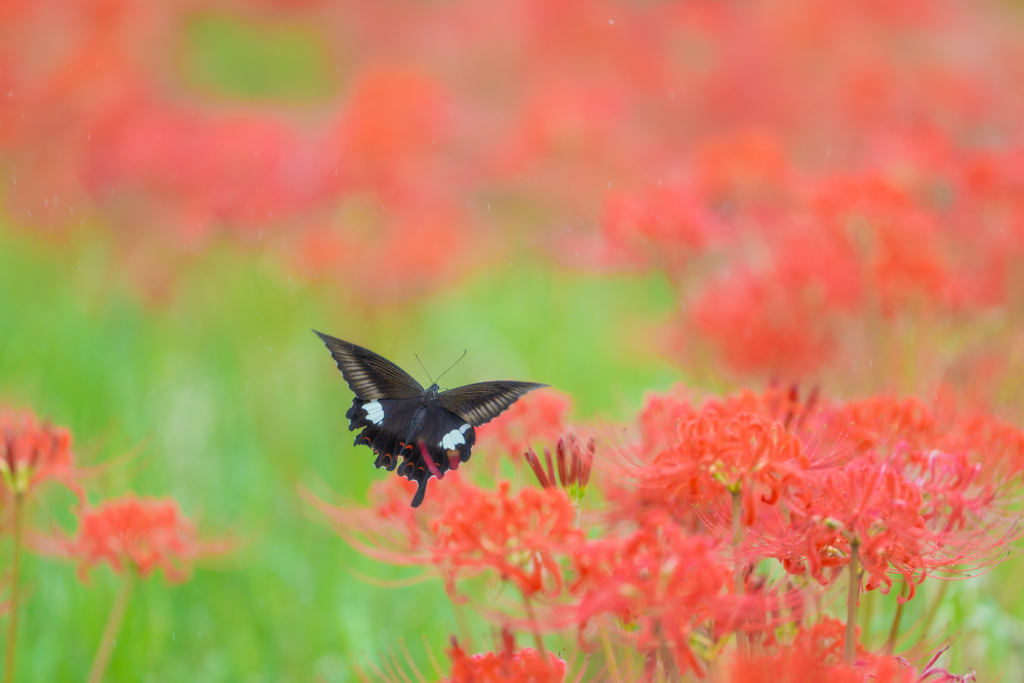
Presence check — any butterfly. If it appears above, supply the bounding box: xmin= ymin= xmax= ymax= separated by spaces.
xmin=314 ymin=331 xmax=547 ymax=507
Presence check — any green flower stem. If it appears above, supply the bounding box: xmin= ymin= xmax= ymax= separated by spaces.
xmin=911 ymin=579 xmax=949 ymax=658
xmin=885 ymin=579 xmax=908 ymax=654
xmin=861 ymin=585 xmax=876 ymax=647
xmin=731 ymin=490 xmax=746 ymax=659
xmin=598 ymin=627 xmax=621 ymax=682
xmin=844 ymin=539 xmax=861 ymax=666
xmin=4 ymin=492 xmax=24 ymax=683
xmin=520 ymin=588 xmax=544 ymax=653
xmin=86 ymin=569 xmax=136 ymax=683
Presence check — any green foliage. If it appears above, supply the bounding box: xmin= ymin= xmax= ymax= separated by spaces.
xmin=179 ymin=14 xmax=338 ymax=103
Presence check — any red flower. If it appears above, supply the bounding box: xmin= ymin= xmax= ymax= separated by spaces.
xmin=621 ymin=408 xmax=809 ymax=524
xmin=443 ymin=641 xmax=567 ymax=683
xmin=431 ymin=482 xmax=582 ymax=599
xmin=336 ymin=66 xmax=449 ymax=189
xmin=568 ymin=514 xmax=732 ymax=677
xmin=767 ymin=454 xmax=996 ymax=599
xmin=822 ymin=392 xmax=1024 ymax=486
xmin=635 ymin=386 xmax=698 ymax=456
xmin=689 ymin=228 xmax=858 ymax=378
xmin=305 ymin=477 xmax=582 ymax=599
xmin=64 ymin=495 xmax=213 ymax=582
xmin=730 ymin=618 xmax=975 ymax=683
xmin=730 ymin=617 xmax=899 ymax=683
xmin=0 ymin=408 xmax=81 ymax=499
xmin=568 ymin=183 xmax=711 ymax=274
xmin=523 ymin=433 xmax=594 ymax=500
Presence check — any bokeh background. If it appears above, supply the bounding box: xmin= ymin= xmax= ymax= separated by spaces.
xmin=2 ymin=0 xmax=1024 ymax=680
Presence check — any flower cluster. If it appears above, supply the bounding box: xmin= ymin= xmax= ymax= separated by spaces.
xmin=0 ymin=405 xmax=225 ymax=682
xmin=4 ymin=0 xmax=1023 ymax=337
xmin=731 ymin=619 xmax=976 ymax=683
xmin=311 ymin=380 xmax=1006 ymax=679
xmin=568 ymin=514 xmax=731 ymax=677
xmin=307 ymin=475 xmax=582 ymax=599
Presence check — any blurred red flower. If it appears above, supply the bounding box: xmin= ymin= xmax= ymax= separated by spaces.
xmin=336 ymin=67 xmax=449 ymax=191
xmin=64 ymin=495 xmax=215 ymax=582
xmin=443 ymin=641 xmax=567 ymax=683
xmin=0 ymin=408 xmax=81 ymax=500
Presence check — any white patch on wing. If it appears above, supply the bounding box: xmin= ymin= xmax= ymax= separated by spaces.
xmin=363 ymin=401 xmax=384 ymax=425
xmin=440 ymin=427 xmax=468 ymax=450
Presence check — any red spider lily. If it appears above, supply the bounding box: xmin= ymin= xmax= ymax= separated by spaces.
xmin=904 ymin=646 xmax=977 ymax=683
xmin=730 ymin=617 xmax=897 ymax=683
xmin=61 ymin=495 xmax=216 ymax=582
xmin=766 ymin=455 xmax=996 ymax=598
xmin=567 ymin=513 xmax=733 ymax=677
xmin=820 ymin=393 xmax=1024 ymax=486
xmin=476 ymin=389 xmax=573 ymax=459
xmin=824 ymin=395 xmax=940 ymax=461
xmin=0 ymin=408 xmax=82 ymax=500
xmin=689 ymin=229 xmax=857 ymax=378
xmin=443 ymin=640 xmax=567 ymax=683
xmin=430 ymin=482 xmax=582 ymax=599
xmin=635 ymin=383 xmax=823 ymax=459
xmin=635 ymin=386 xmax=699 ymax=456
xmin=336 ymin=66 xmax=449 ymax=190
xmin=730 ymin=618 xmax=975 ymax=683
xmin=621 ymin=409 xmax=809 ymax=525
xmin=679 ymin=141 xmax=1024 ymax=377
xmin=561 ymin=183 xmax=711 ymax=275
xmin=947 ymin=411 xmax=1024 ymax=483
xmin=523 ymin=433 xmax=594 ymax=499
xmin=304 ymin=477 xmax=582 ymax=599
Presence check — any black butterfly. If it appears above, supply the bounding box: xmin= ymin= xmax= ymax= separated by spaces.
xmin=314 ymin=331 xmax=547 ymax=507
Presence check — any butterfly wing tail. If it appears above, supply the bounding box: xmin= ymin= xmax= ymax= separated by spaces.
xmin=411 ymin=477 xmax=429 ymax=508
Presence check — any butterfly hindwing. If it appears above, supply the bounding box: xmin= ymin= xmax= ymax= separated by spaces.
xmin=314 ymin=331 xmax=424 ymax=400
xmin=347 ymin=398 xmax=475 ymax=507
xmin=346 ymin=398 xmax=420 ymax=471
xmin=437 ymin=381 xmax=548 ymax=426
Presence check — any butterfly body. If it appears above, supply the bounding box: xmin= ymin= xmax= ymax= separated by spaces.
xmin=315 ymin=331 xmax=546 ymax=506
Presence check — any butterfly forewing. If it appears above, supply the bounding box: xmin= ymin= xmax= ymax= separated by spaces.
xmin=437 ymin=381 xmax=548 ymax=426
xmin=314 ymin=331 xmax=424 ymax=400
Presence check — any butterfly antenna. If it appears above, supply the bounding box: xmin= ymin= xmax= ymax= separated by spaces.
xmin=435 ymin=350 xmax=467 ymax=387
xmin=415 ymin=354 xmax=435 ymax=385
